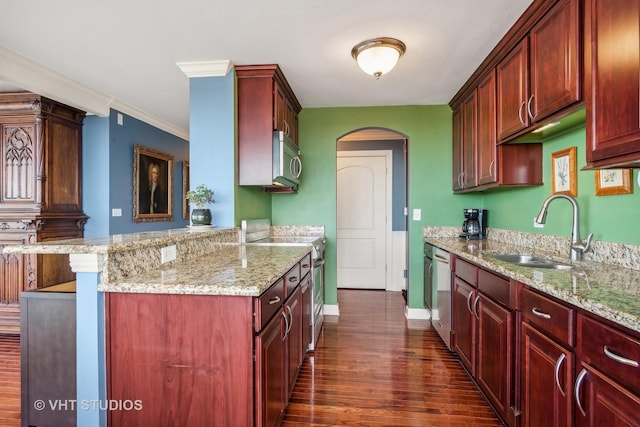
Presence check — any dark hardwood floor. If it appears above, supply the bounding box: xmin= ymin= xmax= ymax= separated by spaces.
xmin=0 ymin=334 xmax=20 ymax=427
xmin=283 ymin=289 xmax=502 ymax=426
xmin=0 ymin=290 xmax=500 ymax=427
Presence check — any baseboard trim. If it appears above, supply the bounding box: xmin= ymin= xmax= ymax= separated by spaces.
xmin=323 ymin=304 xmax=340 ymax=316
xmin=405 ymin=306 xmax=430 ymax=320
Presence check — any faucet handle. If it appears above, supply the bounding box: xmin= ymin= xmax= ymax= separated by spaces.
xmin=573 ymin=233 xmax=593 ymax=254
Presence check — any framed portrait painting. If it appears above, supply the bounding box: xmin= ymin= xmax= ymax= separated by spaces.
xmin=551 ymin=146 xmax=577 ymax=197
xmin=595 ymin=169 xmax=633 ymax=196
xmin=133 ymin=145 xmax=174 ymax=222
xmin=182 ymin=161 xmax=190 ymax=219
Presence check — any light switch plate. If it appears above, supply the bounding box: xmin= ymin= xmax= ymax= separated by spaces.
xmin=161 ymin=245 xmax=177 ymax=263
xmin=412 ymin=209 xmax=421 ymax=221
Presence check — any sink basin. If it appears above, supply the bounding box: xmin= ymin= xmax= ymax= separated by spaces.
xmin=487 ymin=254 xmax=576 ymax=270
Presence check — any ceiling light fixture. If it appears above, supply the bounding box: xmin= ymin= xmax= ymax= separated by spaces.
xmin=351 ymin=37 xmax=406 ymax=79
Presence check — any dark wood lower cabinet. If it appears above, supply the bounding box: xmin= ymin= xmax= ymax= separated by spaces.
xmin=452 ymin=277 xmax=476 ymax=374
xmin=477 ymin=294 xmax=514 ymax=422
xmin=256 ymin=307 xmax=285 ymax=427
xmin=575 ymin=363 xmax=640 ymax=427
xmin=285 ymin=286 xmax=303 ymax=400
xmin=521 ymin=322 xmax=574 ymax=427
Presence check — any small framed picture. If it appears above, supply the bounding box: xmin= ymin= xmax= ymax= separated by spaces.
xmin=133 ymin=145 xmax=174 ymax=222
xmin=551 ymin=146 xmax=577 ymax=197
xmin=182 ymin=161 xmax=190 ymax=219
xmin=595 ymin=169 xmax=633 ymax=196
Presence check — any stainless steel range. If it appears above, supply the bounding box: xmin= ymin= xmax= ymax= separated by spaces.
xmin=242 ymin=219 xmax=326 ymax=351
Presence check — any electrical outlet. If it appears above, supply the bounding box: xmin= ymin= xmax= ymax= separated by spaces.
xmin=111 ymin=208 xmax=122 ymax=217
xmin=161 ymin=245 xmax=177 ymax=263
xmin=533 ymin=218 xmax=544 ymax=228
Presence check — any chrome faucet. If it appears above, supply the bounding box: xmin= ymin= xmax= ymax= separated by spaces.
xmin=534 ymin=194 xmax=593 ymax=261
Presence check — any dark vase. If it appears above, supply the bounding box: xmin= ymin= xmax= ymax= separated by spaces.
xmin=191 ymin=208 xmax=212 ymax=226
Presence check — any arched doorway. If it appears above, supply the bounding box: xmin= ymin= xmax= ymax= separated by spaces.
xmin=336 ymin=128 xmax=408 ymax=295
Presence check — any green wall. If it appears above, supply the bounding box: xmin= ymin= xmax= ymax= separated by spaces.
xmin=272 ymin=105 xmax=480 ymax=309
xmin=483 ymin=126 xmax=640 ymax=246
xmin=271 ymin=105 xmax=639 ymax=312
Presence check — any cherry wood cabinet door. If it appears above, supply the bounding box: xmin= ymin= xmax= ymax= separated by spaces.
xmin=575 ymin=363 xmax=640 ymax=427
xmin=584 ymin=0 xmax=640 ymax=167
xmin=521 ymin=322 xmax=574 ymax=427
xmin=477 ymin=71 xmax=497 ymax=186
xmin=529 ymin=0 xmax=580 ymax=123
xmin=452 ymin=107 xmax=464 ymax=191
xmin=285 ymin=286 xmax=303 ymax=400
xmin=476 ymin=294 xmax=513 ymax=422
xmin=256 ymin=308 xmax=285 ymax=427
xmin=452 ymin=277 xmax=476 ymax=374
xmin=461 ymin=91 xmax=477 ymax=189
xmin=497 ymin=39 xmax=529 ymax=140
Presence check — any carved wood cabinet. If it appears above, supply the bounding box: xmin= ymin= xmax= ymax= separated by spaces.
xmin=0 ymin=92 xmax=87 ymax=333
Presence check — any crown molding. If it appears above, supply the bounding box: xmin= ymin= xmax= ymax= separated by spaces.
xmin=176 ymin=60 xmax=234 ymax=78
xmin=110 ymin=99 xmax=189 ymax=141
xmin=0 ymin=46 xmax=113 ymax=116
xmin=0 ymin=46 xmax=190 ymax=141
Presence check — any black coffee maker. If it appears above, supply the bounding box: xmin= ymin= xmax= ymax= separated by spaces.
xmin=460 ymin=208 xmax=488 ymax=240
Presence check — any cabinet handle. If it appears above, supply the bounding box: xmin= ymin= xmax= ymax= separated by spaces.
xmin=473 ymin=294 xmax=480 ymax=320
xmin=531 ymin=307 xmax=551 ymax=320
xmin=518 ymin=101 xmax=526 ymax=126
xmin=466 ymin=290 xmax=474 ymax=314
xmin=603 ymin=346 xmax=639 ymax=368
xmin=574 ymin=368 xmax=588 ymax=416
xmin=527 ymin=95 xmax=536 ymax=120
xmin=268 ymin=296 xmax=281 ymax=305
xmin=554 ymin=353 xmax=567 ymax=396
xmin=282 ymin=311 xmax=290 ymax=339
xmin=488 ymin=160 xmax=495 ymax=179
xmin=286 ymin=305 xmax=294 ymax=334
xmin=302 ymin=263 xmax=310 ymax=268
xmin=288 ymin=276 xmax=299 ymax=283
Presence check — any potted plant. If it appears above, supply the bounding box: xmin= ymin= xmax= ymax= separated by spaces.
xmin=186 ymin=184 xmax=215 ymax=225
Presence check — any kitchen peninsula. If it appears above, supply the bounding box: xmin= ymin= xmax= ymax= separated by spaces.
xmin=4 ymin=226 xmax=318 ymax=427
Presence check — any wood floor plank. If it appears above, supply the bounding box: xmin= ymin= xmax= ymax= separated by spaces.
xmin=282 ymin=289 xmax=503 ymax=426
xmin=0 ymin=334 xmax=20 ymax=427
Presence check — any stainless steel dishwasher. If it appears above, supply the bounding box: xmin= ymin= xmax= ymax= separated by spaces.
xmin=432 ymin=248 xmax=452 ymax=349
xmin=423 ymin=243 xmax=433 ymax=313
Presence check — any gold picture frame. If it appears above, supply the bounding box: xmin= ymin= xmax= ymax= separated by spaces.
xmin=595 ymin=169 xmax=633 ymax=196
xmin=133 ymin=145 xmax=174 ymax=222
xmin=551 ymin=146 xmax=577 ymax=197
xmin=182 ymin=161 xmax=190 ymax=219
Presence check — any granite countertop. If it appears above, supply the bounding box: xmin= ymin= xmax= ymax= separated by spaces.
xmin=98 ymin=244 xmax=311 ymax=297
xmin=425 ymin=237 xmax=640 ymax=334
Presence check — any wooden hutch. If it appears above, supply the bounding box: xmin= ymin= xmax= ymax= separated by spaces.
xmin=0 ymin=92 xmax=87 ymax=333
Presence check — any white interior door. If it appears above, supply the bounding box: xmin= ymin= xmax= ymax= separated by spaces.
xmin=336 ymin=151 xmax=391 ymax=289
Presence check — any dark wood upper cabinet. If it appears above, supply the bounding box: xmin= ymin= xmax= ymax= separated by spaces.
xmin=452 ymin=92 xmax=477 ymax=191
xmin=236 ymin=65 xmax=302 ymax=187
xmin=498 ymin=0 xmax=580 ymax=141
xmin=0 ymin=92 xmax=87 ymax=333
xmin=477 ymin=71 xmax=498 ymax=186
xmin=584 ymin=0 xmax=640 ymax=168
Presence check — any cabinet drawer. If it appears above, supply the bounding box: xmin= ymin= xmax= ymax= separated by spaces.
xmin=455 ymin=258 xmax=477 ymax=286
xmin=478 ymin=269 xmax=512 ymax=308
xmin=522 ymin=287 xmax=575 ymax=347
xmin=300 ymin=253 xmax=312 ymax=280
xmin=284 ymin=263 xmax=301 ymax=297
xmin=255 ymin=278 xmax=285 ymax=331
xmin=578 ymin=314 xmax=640 ymax=393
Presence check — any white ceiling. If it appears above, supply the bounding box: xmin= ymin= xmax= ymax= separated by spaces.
xmin=0 ymin=0 xmax=533 ymax=140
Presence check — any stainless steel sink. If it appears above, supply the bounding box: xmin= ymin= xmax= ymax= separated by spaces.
xmin=487 ymin=254 xmax=576 ymax=270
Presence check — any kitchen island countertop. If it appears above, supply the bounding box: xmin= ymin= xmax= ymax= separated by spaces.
xmin=98 ymin=244 xmax=311 ymax=296
xmin=425 ymin=237 xmax=640 ymax=334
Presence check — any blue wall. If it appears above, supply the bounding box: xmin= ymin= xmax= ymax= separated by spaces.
xmin=189 ymin=73 xmax=236 ymax=227
xmin=82 ymin=110 xmax=189 ymax=236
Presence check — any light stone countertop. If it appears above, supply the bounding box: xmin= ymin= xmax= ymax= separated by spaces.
xmin=425 ymin=237 xmax=640 ymax=334
xmin=98 ymin=244 xmax=311 ymax=296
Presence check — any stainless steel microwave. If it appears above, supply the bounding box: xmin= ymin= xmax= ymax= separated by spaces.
xmin=272 ymin=130 xmax=301 ymax=187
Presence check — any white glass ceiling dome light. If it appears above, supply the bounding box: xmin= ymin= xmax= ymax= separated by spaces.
xmin=351 ymin=37 xmax=406 ymax=79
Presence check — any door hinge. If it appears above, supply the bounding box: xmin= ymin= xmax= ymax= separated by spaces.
xmin=403 ymin=269 xmax=408 ymax=278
